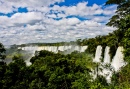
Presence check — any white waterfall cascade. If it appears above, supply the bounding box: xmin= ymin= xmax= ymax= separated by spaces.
xmin=100 ymin=46 xmax=111 ymax=82
xmin=19 ymin=45 xmax=126 ymax=82
xmin=24 ymin=54 xmax=33 ymax=66
xmin=18 ymin=45 xmax=88 ymax=66
xmin=18 ymin=45 xmax=88 ymax=53
xmin=93 ymin=46 xmax=126 ymax=83
xmin=111 ymin=46 xmax=126 ymax=71
xmin=23 ymin=46 xmax=38 ymax=66
xmin=93 ymin=45 xmax=102 ymax=62
xmin=103 ymin=46 xmax=110 ymax=64
xmin=80 ymin=46 xmax=88 ymax=52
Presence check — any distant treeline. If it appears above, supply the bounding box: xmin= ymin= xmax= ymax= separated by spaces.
xmin=10 ymin=41 xmax=79 ymax=48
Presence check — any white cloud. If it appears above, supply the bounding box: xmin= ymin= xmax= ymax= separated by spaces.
xmin=0 ymin=0 xmax=65 ymax=18
xmin=0 ymin=1 xmax=17 ymax=13
xmin=46 ymin=14 xmax=57 ymax=18
xmin=0 ymin=16 xmax=10 ymax=27
xmin=26 ymin=24 xmax=46 ymax=30
xmin=52 ymin=18 xmax=80 ymax=26
xmin=51 ymin=2 xmax=116 ymax=17
xmin=92 ymin=16 xmax=110 ymax=23
xmin=0 ymin=12 xmax=43 ymax=27
xmin=0 ymin=1 xmax=116 ymax=45
xmin=67 ymin=18 xmax=80 ymax=25
xmin=1 ymin=0 xmax=64 ymax=11
xmin=11 ymin=12 xmax=43 ymax=26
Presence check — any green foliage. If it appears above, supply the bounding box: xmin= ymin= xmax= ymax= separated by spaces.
xmin=105 ymin=0 xmax=130 ymax=88
xmin=0 ymin=43 xmax=6 ymax=88
xmin=105 ymin=0 xmax=126 ymax=5
xmin=106 ymin=0 xmax=130 ymax=28
xmin=0 ymin=43 xmax=6 ymax=61
xmin=1 ymin=49 xmax=99 ymax=89
xmin=74 ymin=0 xmax=130 ymax=88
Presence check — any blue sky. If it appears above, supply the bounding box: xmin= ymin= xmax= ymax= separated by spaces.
xmin=57 ymin=0 xmax=108 ymax=6
xmin=0 ymin=0 xmax=116 ymax=45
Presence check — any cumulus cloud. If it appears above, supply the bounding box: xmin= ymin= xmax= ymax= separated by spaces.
xmin=0 ymin=12 xmax=43 ymax=27
xmin=51 ymin=2 xmax=115 ymax=17
xmin=0 ymin=1 xmax=17 ymax=13
xmin=1 ymin=0 xmax=64 ymax=10
xmin=0 ymin=1 xmax=116 ymax=45
xmin=11 ymin=12 xmax=43 ymax=26
xmin=26 ymin=23 xmax=46 ymax=30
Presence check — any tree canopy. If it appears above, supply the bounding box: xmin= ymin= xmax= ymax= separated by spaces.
xmin=0 ymin=43 xmax=6 ymax=62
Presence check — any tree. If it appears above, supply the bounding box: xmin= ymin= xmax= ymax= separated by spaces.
xmin=106 ymin=0 xmax=130 ymax=28
xmin=0 ymin=43 xmax=6 ymax=87
xmin=0 ymin=43 xmax=6 ymax=62
xmin=2 ymin=55 xmax=27 ymax=89
xmin=29 ymin=50 xmax=94 ymax=89
xmin=105 ymin=0 xmax=130 ymax=88
xmin=106 ymin=0 xmax=126 ymax=5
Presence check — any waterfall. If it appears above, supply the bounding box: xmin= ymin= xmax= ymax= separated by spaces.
xmin=103 ymin=46 xmax=110 ymax=64
xmin=58 ymin=46 xmax=64 ymax=51
xmin=19 ymin=45 xmax=88 ymax=54
xmin=93 ymin=45 xmax=102 ymax=62
xmin=111 ymin=47 xmax=126 ymax=71
xmin=19 ymin=45 xmax=126 ymax=72
xmin=51 ymin=46 xmax=58 ymax=53
xmin=23 ymin=46 xmax=38 ymax=66
xmin=18 ymin=45 xmax=88 ymax=65
xmin=13 ymin=45 xmax=128 ymax=82
xmin=80 ymin=46 xmax=88 ymax=52
xmin=99 ymin=46 xmax=111 ymax=82
xmin=91 ymin=46 xmax=127 ymax=83
xmin=25 ymin=56 xmax=32 ymax=66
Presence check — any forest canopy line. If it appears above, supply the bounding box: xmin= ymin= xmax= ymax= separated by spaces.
xmin=0 ymin=0 xmax=130 ymax=88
